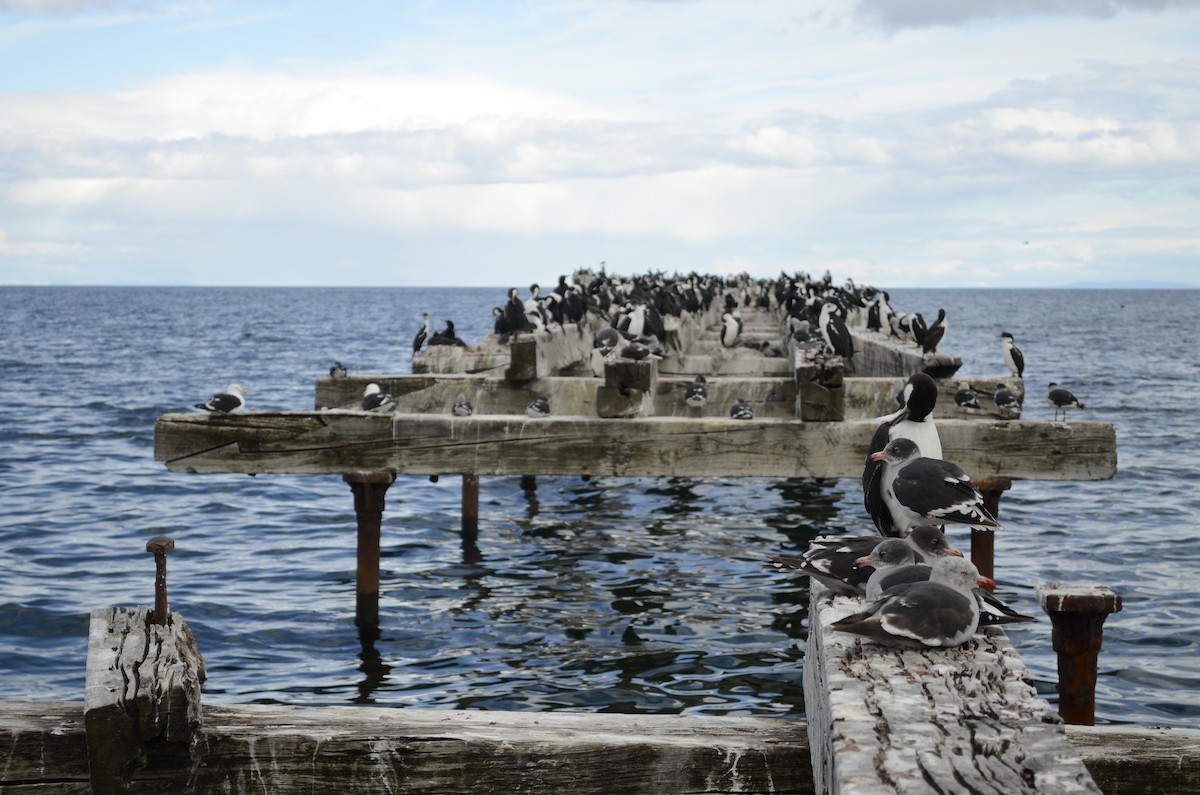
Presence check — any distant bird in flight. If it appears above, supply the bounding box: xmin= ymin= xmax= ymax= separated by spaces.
xmin=195 ymin=383 xmax=247 ymax=414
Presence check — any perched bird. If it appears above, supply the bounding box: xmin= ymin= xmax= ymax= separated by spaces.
xmin=819 ymin=302 xmax=854 ymax=361
xmin=526 ymin=394 xmax=551 ymax=418
xmin=413 ymin=312 xmax=431 ymax=355
xmin=684 ymin=375 xmax=709 ymax=409
xmin=619 ymin=341 xmax=658 ymax=361
xmin=994 ymin=383 xmax=1021 ymax=418
xmin=863 ymin=373 xmax=943 ymax=537
xmin=870 ymin=437 xmax=1002 ymax=535
xmin=1047 ymin=382 xmax=1086 ymax=422
xmin=195 ymin=383 xmax=248 ymax=414
xmin=720 ymin=311 xmax=743 ymax=348
xmin=451 ymin=392 xmax=475 ymax=417
xmin=590 ymin=326 xmax=624 ymax=376
xmin=729 ymin=397 xmax=754 ymax=420
xmin=765 ymin=525 xmax=961 ymax=597
xmin=429 ymin=319 xmax=467 ymax=347
xmin=1000 ymin=331 xmax=1024 ymax=378
xmin=923 ymin=308 xmax=947 ymax=353
xmin=859 ymin=525 xmax=964 ymax=600
xmin=953 ymin=381 xmax=981 ymax=418
xmin=831 ymin=556 xmax=994 ymax=648
xmin=361 ymin=383 xmax=396 ymax=413
xmin=329 ymin=361 xmax=348 ymax=379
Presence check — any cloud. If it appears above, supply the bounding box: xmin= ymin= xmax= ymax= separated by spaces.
xmin=854 ymin=0 xmax=1199 ymax=30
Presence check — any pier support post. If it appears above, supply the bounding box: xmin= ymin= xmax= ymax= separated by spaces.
xmin=342 ymin=470 xmax=396 ymax=628
xmin=971 ymin=476 xmax=1011 ymax=580
xmin=1037 ymin=585 xmax=1123 ymax=726
xmin=794 ymin=356 xmax=845 ymax=421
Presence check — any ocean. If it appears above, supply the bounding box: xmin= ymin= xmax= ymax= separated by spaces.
xmin=0 ymin=284 xmax=1196 ymax=727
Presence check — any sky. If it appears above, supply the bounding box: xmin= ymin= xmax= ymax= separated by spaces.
xmin=0 ymin=0 xmax=1197 ymax=288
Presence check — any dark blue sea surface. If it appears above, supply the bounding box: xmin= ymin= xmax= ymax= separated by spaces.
xmin=0 ymin=285 xmax=1197 ymax=726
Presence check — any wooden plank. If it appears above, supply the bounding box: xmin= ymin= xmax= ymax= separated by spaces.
xmin=846 ymin=376 xmax=1026 ymax=420
xmin=84 ymin=607 xmax=206 ymax=793
xmin=805 ymin=582 xmax=1103 ymax=794
xmin=0 ymin=702 xmax=812 ymax=794
xmin=2 ymin=701 xmax=1195 ymax=794
xmin=154 ymin=412 xmax=1116 ymax=480
xmin=850 ymin=328 xmax=962 ymax=379
xmin=1064 ymin=724 xmax=1200 ymax=795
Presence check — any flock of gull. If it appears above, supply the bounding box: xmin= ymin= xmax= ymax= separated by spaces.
xmin=189 ymin=268 xmax=1094 ymax=649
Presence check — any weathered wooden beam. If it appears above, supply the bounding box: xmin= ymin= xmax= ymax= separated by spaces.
xmin=597 ymin=358 xmax=657 ymax=418
xmin=84 ymin=607 xmax=206 ymax=794
xmin=154 ymin=413 xmax=1117 ymax=480
xmin=3 ymin=700 xmax=1195 ymax=794
xmin=847 ymin=376 xmax=1026 ymax=420
xmin=805 ymin=583 xmax=1103 ymax=794
xmin=795 ymin=357 xmax=845 ymax=422
xmin=506 ymin=318 xmax=603 ymax=381
xmin=850 ymin=328 xmax=962 ymax=379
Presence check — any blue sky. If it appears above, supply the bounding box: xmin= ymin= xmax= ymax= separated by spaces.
xmin=1 ymin=0 xmax=1197 ymax=287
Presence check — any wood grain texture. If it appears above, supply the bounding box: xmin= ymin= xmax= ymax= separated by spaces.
xmin=84 ymin=607 xmax=206 ymax=792
xmin=805 ymin=582 xmax=1103 ymax=794
xmin=155 ymin=412 xmax=1116 ymax=480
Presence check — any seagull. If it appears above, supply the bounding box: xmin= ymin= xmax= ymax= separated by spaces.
xmin=451 ymin=392 xmax=475 ymax=417
xmin=863 ymin=373 xmax=943 ymax=537
xmin=954 ymin=381 xmax=981 ymax=418
xmin=361 ymin=383 xmax=396 ymax=413
xmin=1047 ymin=382 xmax=1086 ymax=422
xmin=765 ymin=524 xmax=961 ymax=597
xmin=870 ymin=437 xmax=1003 ymax=535
xmin=329 ymin=361 xmax=347 ymax=379
xmin=413 ymin=312 xmax=431 ymax=355
xmin=195 ymin=383 xmax=248 ymax=414
xmin=1000 ymin=331 xmax=1024 ymax=378
xmin=859 ymin=525 xmax=964 ymax=601
xmin=729 ymin=397 xmax=754 ymax=420
xmin=525 ymin=394 xmax=551 ymax=418
xmin=684 ymin=375 xmax=709 ymax=409
xmin=994 ymin=383 xmax=1021 ymax=418
xmin=830 ymin=556 xmax=993 ymax=648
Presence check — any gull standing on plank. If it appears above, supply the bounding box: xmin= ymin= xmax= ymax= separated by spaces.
xmin=870 ymin=437 xmax=1003 ymax=536
xmin=954 ymin=381 xmax=981 ymax=418
xmin=1047 ymin=382 xmax=1087 ymax=422
xmin=195 ymin=384 xmax=248 ymax=414
xmin=994 ymin=383 xmax=1021 ymax=418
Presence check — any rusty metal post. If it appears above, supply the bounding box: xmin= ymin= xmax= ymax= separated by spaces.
xmin=342 ymin=471 xmax=395 ymax=628
xmin=971 ymin=477 xmax=1011 ymax=580
xmin=462 ymin=475 xmax=479 ymax=533
xmin=1037 ymin=585 xmax=1123 ymax=725
xmin=146 ymin=536 xmax=175 ymax=626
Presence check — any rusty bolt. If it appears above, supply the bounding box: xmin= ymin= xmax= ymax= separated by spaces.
xmin=146 ymin=536 xmax=175 ymax=626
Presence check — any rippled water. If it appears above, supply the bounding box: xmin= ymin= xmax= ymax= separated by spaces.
xmin=1 ymin=285 xmax=1196 ymax=726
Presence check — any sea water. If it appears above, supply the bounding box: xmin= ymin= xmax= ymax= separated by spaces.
xmin=0 ymin=284 xmax=1197 ymax=726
